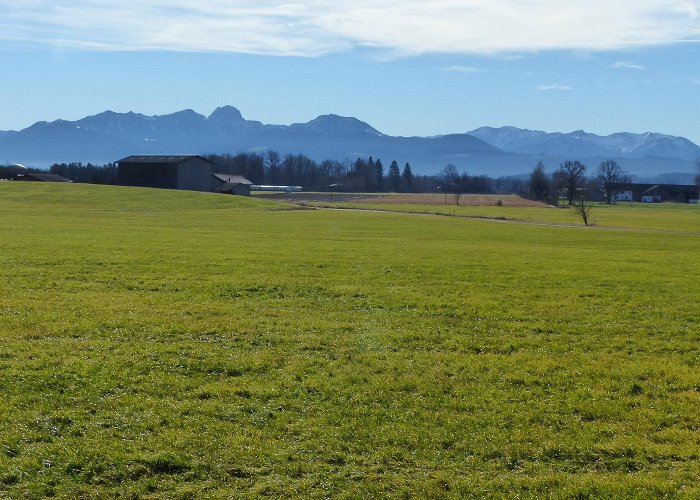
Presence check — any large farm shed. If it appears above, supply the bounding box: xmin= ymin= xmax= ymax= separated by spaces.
xmin=117 ymin=155 xmax=213 ymax=192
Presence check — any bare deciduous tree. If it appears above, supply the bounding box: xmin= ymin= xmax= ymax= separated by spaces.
xmin=440 ymin=164 xmax=459 ymax=187
xmin=597 ymin=160 xmax=629 ymax=205
xmin=572 ymin=198 xmax=594 ymax=226
xmin=554 ymin=160 xmax=587 ymax=205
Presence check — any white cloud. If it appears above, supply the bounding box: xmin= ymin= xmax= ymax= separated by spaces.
xmin=611 ymin=61 xmax=647 ymax=69
xmin=537 ymin=84 xmax=573 ymax=91
xmin=0 ymin=1 xmax=699 ymax=56
xmin=443 ymin=65 xmax=484 ymax=74
xmin=672 ymin=2 xmax=700 ymax=18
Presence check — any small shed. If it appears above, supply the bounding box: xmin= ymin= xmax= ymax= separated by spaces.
xmin=212 ymin=173 xmax=253 ymax=196
xmin=117 ymin=155 xmax=213 ymax=192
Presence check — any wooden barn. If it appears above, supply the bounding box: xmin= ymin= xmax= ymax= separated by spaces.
xmin=117 ymin=155 xmax=213 ymax=192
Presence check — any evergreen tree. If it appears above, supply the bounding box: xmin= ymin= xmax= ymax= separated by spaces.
xmin=351 ymin=158 xmax=368 ymax=191
xmin=402 ymin=163 xmax=414 ymax=192
xmin=366 ymin=157 xmax=376 ymax=191
xmin=375 ymin=158 xmax=384 ymax=192
xmin=529 ymin=161 xmax=552 ymax=203
xmin=388 ymin=160 xmax=401 ymax=191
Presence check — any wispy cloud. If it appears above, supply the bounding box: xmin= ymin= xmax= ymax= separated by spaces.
xmin=1 ymin=1 xmax=700 ymax=56
xmin=537 ymin=84 xmax=573 ymax=91
xmin=611 ymin=61 xmax=647 ymax=69
xmin=443 ymin=65 xmax=484 ymax=74
xmin=672 ymin=2 xmax=700 ymax=18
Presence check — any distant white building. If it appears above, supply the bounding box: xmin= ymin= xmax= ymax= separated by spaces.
xmin=613 ymin=190 xmax=633 ymax=202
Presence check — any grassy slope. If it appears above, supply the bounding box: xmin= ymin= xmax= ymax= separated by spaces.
xmin=1 ymin=183 xmax=699 ymax=497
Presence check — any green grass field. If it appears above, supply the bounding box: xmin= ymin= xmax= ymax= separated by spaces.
xmin=297 ymin=198 xmax=700 ymax=232
xmin=1 ymin=183 xmax=699 ymax=497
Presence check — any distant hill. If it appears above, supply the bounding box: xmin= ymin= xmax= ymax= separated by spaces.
xmin=468 ymin=126 xmax=700 ymax=180
xmin=1 ymin=106 xmax=698 ymax=180
xmin=468 ymin=126 xmax=700 ymax=160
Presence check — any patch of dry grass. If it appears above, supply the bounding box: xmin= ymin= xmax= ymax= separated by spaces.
xmin=256 ymin=192 xmax=548 ymax=207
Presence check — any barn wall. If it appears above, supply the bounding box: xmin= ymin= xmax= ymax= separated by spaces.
xmin=118 ymin=163 xmax=178 ymax=189
xmin=177 ymin=159 xmax=213 ymax=192
xmin=231 ymin=185 xmax=251 ymax=196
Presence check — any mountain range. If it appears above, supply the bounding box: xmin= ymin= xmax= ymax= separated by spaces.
xmin=2 ymin=105 xmax=698 ymax=181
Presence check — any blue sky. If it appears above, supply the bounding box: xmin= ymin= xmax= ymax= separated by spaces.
xmin=1 ymin=1 xmax=700 ymax=142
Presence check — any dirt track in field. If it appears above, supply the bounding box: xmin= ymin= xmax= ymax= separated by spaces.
xmin=256 ymin=192 xmax=550 ymax=207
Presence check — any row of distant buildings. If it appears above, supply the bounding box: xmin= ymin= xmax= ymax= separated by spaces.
xmin=612 ymin=183 xmax=698 ymax=203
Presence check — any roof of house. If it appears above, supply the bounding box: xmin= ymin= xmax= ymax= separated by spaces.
xmin=117 ymin=155 xmax=213 ymax=165
xmin=641 ymin=185 xmax=661 ymax=196
xmin=623 ymin=182 xmax=697 ymax=191
xmin=212 ymin=173 xmax=253 ymax=185
xmin=15 ymin=173 xmax=72 ymax=182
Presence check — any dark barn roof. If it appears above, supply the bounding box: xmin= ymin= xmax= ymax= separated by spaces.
xmin=212 ymin=173 xmax=253 ymax=185
xmin=622 ymin=182 xmax=697 ymax=193
xmin=15 ymin=173 xmax=72 ymax=182
xmin=117 ymin=155 xmax=214 ymax=164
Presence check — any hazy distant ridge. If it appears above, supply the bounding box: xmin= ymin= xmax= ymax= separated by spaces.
xmin=468 ymin=126 xmax=700 ymax=161
xmin=1 ymin=106 xmax=698 ymax=179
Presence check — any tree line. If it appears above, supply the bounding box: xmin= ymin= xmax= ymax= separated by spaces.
xmin=3 ymin=153 xmax=654 ymax=203
xmin=0 ymin=162 xmax=119 ymax=184
xmin=49 ymin=163 xmax=119 ymax=184
xmin=526 ymin=159 xmax=631 ymax=205
xmin=204 ymin=152 xmax=497 ymax=194
xmin=1 ymin=155 xmax=500 ymax=194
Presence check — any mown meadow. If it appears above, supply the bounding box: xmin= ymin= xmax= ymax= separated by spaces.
xmin=284 ymin=192 xmax=700 ymax=232
xmin=1 ymin=183 xmax=699 ymax=497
